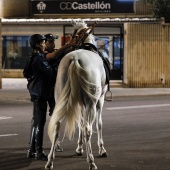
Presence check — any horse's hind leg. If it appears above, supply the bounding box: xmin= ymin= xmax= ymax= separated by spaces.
xmin=84 ymin=104 xmax=97 ymax=170
xmin=76 ymin=122 xmax=84 ymax=156
xmin=96 ymin=94 xmax=108 ymax=157
xmin=45 ymin=122 xmax=60 ymax=170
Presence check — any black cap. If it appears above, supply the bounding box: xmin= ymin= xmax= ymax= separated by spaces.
xmin=29 ymin=34 xmax=46 ymax=48
xmin=44 ymin=33 xmax=59 ymax=41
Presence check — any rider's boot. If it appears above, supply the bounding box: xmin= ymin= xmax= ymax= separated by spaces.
xmin=35 ymin=126 xmax=47 ymax=161
xmin=27 ymin=125 xmax=36 ymax=158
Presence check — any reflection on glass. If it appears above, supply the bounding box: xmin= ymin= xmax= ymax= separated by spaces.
xmin=95 ymin=37 xmax=109 ymax=58
xmin=113 ymin=36 xmax=123 ymax=70
xmin=95 ymin=36 xmax=113 ymax=69
xmin=2 ymin=36 xmax=31 ymax=69
xmin=96 ymin=40 xmax=109 ymax=58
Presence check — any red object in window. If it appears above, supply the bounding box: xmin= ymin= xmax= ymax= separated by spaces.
xmin=61 ymin=36 xmax=71 ymax=46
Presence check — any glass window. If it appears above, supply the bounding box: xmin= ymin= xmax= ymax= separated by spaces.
xmin=95 ymin=36 xmax=112 ymax=69
xmin=113 ymin=36 xmax=123 ymax=70
xmin=2 ymin=36 xmax=31 ymax=69
xmin=95 ymin=37 xmax=110 ymax=59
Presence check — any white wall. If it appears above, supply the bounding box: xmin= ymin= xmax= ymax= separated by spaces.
xmin=2 ymin=24 xmax=64 ymax=48
xmin=0 ymin=0 xmax=3 ymax=17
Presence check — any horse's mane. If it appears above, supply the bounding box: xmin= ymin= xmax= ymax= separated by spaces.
xmin=71 ymin=19 xmax=87 ymax=30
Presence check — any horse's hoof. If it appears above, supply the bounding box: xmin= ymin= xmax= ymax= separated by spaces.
xmin=98 ymin=152 xmax=108 ymax=158
xmin=89 ymin=163 xmax=98 ymax=170
xmin=74 ymin=152 xmax=83 ymax=156
xmin=89 ymin=168 xmax=98 ymax=170
xmin=55 ymin=144 xmax=63 ymax=152
xmin=45 ymin=166 xmax=53 ymax=170
xmin=45 ymin=163 xmax=53 ymax=170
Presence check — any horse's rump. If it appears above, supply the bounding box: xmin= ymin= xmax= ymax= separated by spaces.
xmin=48 ymin=49 xmax=106 ymax=141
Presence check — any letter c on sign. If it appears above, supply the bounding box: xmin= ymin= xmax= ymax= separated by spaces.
xmin=60 ymin=2 xmax=72 ymax=10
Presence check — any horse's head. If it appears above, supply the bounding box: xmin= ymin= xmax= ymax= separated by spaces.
xmin=71 ymin=19 xmax=96 ymax=46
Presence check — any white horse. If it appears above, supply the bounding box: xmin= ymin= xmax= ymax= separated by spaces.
xmin=45 ymin=20 xmax=108 ymax=170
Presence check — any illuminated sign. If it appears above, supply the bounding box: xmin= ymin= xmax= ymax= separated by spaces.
xmin=31 ymin=0 xmax=134 ymax=14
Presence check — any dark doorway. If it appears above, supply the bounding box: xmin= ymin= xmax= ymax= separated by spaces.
xmin=111 ymin=35 xmax=123 ymax=80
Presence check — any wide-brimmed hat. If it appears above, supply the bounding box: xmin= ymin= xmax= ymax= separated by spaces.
xmin=45 ymin=33 xmax=59 ymax=41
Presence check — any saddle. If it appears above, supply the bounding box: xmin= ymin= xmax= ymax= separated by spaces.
xmin=80 ymin=43 xmax=111 ymax=85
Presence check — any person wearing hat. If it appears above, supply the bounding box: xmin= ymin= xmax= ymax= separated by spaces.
xmin=24 ymin=33 xmax=72 ymax=161
xmin=45 ymin=33 xmax=59 ymax=53
xmin=44 ymin=33 xmax=72 ymax=116
xmin=44 ymin=33 xmax=61 ymax=74
xmin=44 ymin=33 xmax=59 ymax=117
xmin=44 ymin=33 xmax=64 ymax=152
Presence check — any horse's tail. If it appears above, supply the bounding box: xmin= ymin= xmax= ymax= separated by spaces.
xmin=48 ymin=56 xmax=100 ymax=142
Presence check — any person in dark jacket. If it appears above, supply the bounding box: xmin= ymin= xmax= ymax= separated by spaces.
xmin=25 ymin=34 xmax=71 ymax=160
xmin=44 ymin=33 xmax=58 ymax=116
xmin=44 ymin=33 xmax=63 ymax=152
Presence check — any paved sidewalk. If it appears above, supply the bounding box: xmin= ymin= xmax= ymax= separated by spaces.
xmin=0 ymin=78 xmax=30 ymax=102
xmin=1 ymin=78 xmax=170 ymax=102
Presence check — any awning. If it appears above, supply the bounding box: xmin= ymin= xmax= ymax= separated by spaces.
xmin=1 ymin=18 xmax=162 ymax=25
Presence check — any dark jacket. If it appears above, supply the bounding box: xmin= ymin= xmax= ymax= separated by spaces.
xmin=27 ymin=52 xmax=54 ymax=101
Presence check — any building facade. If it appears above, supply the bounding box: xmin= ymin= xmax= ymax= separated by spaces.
xmin=0 ymin=0 xmax=170 ymax=88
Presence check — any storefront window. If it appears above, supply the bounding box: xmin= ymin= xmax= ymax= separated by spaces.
xmin=95 ymin=37 xmax=110 ymax=59
xmin=113 ymin=36 xmax=122 ymax=70
xmin=95 ymin=36 xmax=112 ymax=69
xmin=2 ymin=36 xmax=31 ymax=69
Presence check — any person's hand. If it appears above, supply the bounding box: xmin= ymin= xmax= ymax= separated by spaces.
xmin=66 ymin=42 xmax=78 ymax=48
